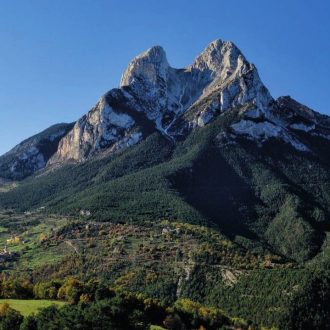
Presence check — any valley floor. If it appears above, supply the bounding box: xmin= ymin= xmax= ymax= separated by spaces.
xmin=0 ymin=210 xmax=329 ymax=329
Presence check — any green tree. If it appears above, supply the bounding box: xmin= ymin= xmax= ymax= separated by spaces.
xmin=0 ymin=303 xmax=23 ymax=330
xmin=19 ymin=315 xmax=37 ymax=330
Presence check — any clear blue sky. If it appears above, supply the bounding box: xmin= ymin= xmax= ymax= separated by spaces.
xmin=0 ymin=0 xmax=329 ymax=156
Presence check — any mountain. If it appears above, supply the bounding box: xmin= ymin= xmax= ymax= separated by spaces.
xmin=47 ymin=40 xmax=330 ymax=167
xmin=0 ymin=123 xmax=73 ymax=180
xmin=0 ymin=39 xmax=330 ymax=329
xmin=1 ymin=39 xmax=330 ymax=262
xmin=48 ymin=40 xmax=273 ymax=163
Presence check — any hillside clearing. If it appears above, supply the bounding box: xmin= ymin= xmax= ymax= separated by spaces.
xmin=0 ymin=299 xmax=65 ymax=316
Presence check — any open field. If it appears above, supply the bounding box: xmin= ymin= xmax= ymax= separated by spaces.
xmin=0 ymin=299 xmax=65 ymax=316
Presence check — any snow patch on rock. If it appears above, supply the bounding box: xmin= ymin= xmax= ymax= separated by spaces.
xmin=105 ymin=105 xmax=135 ymax=129
xmin=231 ymin=120 xmax=282 ymax=139
xmin=109 ymin=132 xmax=143 ymax=152
xmin=289 ymin=122 xmax=315 ymax=132
xmin=231 ymin=120 xmax=309 ymax=151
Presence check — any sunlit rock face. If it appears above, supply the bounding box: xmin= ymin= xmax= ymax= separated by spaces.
xmin=3 ymin=38 xmax=330 ymax=180
xmin=49 ymin=39 xmax=329 ymax=164
xmin=119 ymin=39 xmax=272 ymax=134
xmin=0 ymin=123 xmax=73 ymax=179
xmin=49 ymin=92 xmax=141 ymax=163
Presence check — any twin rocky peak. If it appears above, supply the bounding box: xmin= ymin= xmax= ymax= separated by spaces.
xmin=2 ymin=39 xmax=330 ymax=179
xmin=50 ymin=39 xmax=271 ymax=163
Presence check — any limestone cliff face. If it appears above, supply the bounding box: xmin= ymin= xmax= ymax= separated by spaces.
xmin=50 ymin=39 xmax=275 ymax=163
xmin=2 ymin=39 xmax=329 ymax=178
xmin=2 ymin=38 xmax=329 ymax=176
xmin=120 ymin=39 xmax=272 ymax=133
xmin=30 ymin=38 xmax=330 ymax=166
xmin=171 ymin=40 xmax=272 ymax=132
xmin=0 ymin=123 xmax=73 ymax=180
xmin=49 ymin=92 xmax=141 ymax=163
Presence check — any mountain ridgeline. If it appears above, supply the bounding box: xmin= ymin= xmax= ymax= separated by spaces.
xmin=0 ymin=123 xmax=74 ymax=180
xmin=0 ymin=39 xmax=330 ymax=329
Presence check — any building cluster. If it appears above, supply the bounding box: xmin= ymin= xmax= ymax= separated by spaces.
xmin=0 ymin=246 xmax=14 ymax=263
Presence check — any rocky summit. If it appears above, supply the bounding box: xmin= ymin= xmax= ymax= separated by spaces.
xmin=3 ymin=39 xmax=329 ymax=171
xmin=48 ymin=40 xmax=268 ymax=163
xmin=45 ymin=39 xmax=329 ymax=166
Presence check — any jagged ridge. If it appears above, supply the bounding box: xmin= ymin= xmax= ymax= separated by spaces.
xmin=0 ymin=123 xmax=74 ymax=180
xmin=48 ymin=39 xmax=275 ymax=163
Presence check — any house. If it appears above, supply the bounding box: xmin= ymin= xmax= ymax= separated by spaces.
xmin=0 ymin=246 xmax=14 ymax=263
xmin=80 ymin=210 xmax=91 ymax=216
xmin=162 ymin=227 xmax=181 ymax=236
